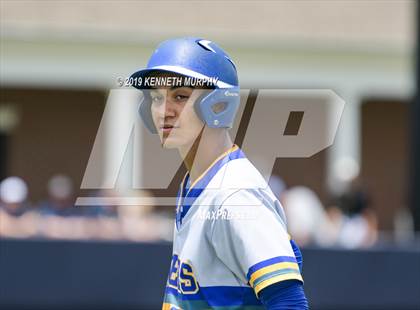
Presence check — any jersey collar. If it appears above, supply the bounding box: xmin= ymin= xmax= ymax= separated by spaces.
xmin=176 ymin=144 xmax=245 ymax=228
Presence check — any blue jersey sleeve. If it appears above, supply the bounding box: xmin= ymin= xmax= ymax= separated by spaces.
xmin=259 ymin=280 xmax=309 ymax=309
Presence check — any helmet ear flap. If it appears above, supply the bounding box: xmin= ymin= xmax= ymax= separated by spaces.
xmin=195 ymin=88 xmax=240 ymax=128
xmin=138 ymin=90 xmax=158 ymax=134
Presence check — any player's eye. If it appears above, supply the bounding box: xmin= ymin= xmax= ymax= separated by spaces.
xmin=174 ymin=94 xmax=189 ymax=102
xmin=151 ymin=95 xmax=164 ymax=105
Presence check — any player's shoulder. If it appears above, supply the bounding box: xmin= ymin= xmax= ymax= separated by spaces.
xmin=200 ymin=155 xmax=283 ymax=217
xmin=211 ymin=164 xmax=279 ymax=209
xmin=214 ymin=156 xmax=268 ymax=190
xmin=202 ymin=157 xmax=267 ymax=204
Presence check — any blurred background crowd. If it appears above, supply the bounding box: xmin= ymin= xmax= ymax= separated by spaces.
xmin=0 ymin=172 xmax=416 ymax=249
xmin=0 ymin=174 xmax=174 ymax=242
xmin=1 ymin=1 xmax=419 ymax=249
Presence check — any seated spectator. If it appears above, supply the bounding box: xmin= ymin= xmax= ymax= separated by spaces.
xmin=0 ymin=176 xmax=39 ymax=238
xmin=0 ymin=176 xmax=29 ymax=217
xmin=281 ymin=185 xmax=327 ymax=246
xmin=335 ymin=176 xmax=378 ymax=248
xmin=38 ymin=174 xmax=81 ymax=217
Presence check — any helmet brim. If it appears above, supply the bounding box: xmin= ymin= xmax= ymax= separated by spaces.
xmin=130 ymin=66 xmax=235 ymax=89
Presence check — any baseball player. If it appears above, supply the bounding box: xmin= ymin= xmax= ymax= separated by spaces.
xmin=131 ymin=37 xmax=308 ymax=309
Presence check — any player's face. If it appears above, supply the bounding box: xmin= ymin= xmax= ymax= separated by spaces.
xmin=150 ymin=87 xmax=205 ymax=148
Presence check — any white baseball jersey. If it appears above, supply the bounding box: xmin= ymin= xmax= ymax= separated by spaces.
xmin=163 ymin=145 xmax=303 ymax=310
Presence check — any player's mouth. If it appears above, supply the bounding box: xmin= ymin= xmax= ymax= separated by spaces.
xmin=160 ymin=124 xmax=179 ymax=134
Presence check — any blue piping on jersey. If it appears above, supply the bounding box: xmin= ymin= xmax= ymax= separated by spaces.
xmin=176 ymin=145 xmax=245 ymax=229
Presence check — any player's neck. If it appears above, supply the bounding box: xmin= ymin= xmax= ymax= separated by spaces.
xmin=179 ymin=129 xmax=233 ymax=185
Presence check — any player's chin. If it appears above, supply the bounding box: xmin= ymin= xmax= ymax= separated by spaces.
xmin=160 ymin=135 xmax=182 ymax=149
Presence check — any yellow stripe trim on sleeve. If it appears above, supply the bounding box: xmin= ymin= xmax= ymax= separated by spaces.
xmin=254 ymin=273 xmax=304 ymax=295
xmin=162 ymin=302 xmax=180 ymax=310
xmin=249 ymin=262 xmax=300 ymax=287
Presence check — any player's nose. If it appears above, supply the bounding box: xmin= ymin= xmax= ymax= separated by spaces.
xmin=155 ymin=99 xmax=177 ymax=119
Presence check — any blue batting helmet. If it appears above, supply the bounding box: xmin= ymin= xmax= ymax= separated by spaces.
xmin=130 ymin=37 xmax=240 ymax=133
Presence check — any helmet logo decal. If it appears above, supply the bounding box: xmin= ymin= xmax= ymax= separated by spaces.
xmin=224 ymin=90 xmax=238 ymax=97
xmin=197 ymin=39 xmax=217 ymax=53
